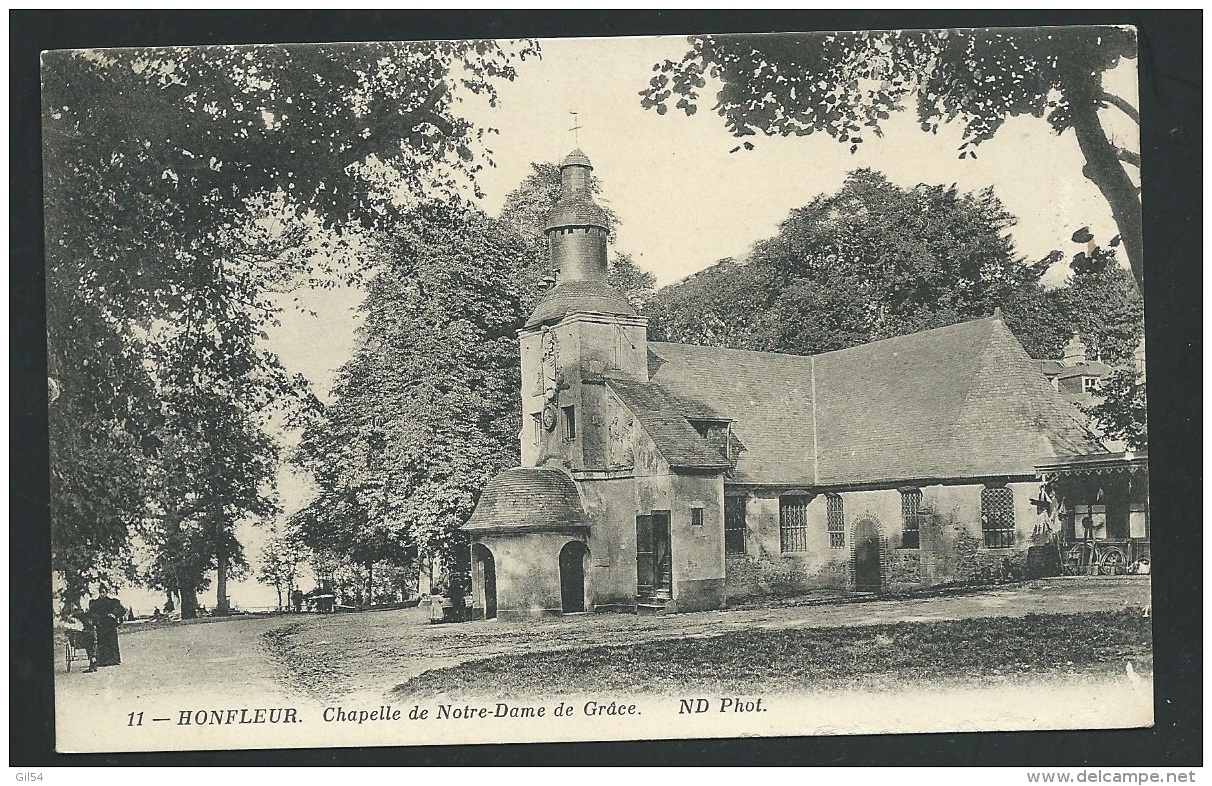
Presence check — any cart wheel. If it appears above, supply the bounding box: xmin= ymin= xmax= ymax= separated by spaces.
xmin=1099 ymin=548 xmax=1127 ymax=575
xmin=1061 ymin=546 xmax=1085 ymax=576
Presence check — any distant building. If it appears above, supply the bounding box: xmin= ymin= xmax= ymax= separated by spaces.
xmin=462 ymin=151 xmax=1124 ymax=620
xmin=1039 ymin=334 xmax=1113 ymax=407
xmin=1040 ymin=334 xmax=1147 ymax=454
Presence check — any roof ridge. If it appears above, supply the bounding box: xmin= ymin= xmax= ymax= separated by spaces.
xmin=648 ymin=340 xmax=814 ymax=361
xmin=651 ymin=314 xmax=1001 ymax=364
xmin=812 ymin=315 xmax=998 ymax=360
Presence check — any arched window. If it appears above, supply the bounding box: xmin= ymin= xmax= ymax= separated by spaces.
xmin=826 ymin=494 xmax=844 ymax=549
xmin=900 ymin=488 xmax=922 ymax=549
xmin=981 ymin=486 xmax=1015 ymax=549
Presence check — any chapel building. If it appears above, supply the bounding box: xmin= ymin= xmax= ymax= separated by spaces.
xmin=462 ymin=150 xmax=1137 ymax=620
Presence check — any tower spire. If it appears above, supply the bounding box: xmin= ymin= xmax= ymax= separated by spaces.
xmin=570 ymin=111 xmax=582 ymax=146
xmin=543 ymin=149 xmax=609 ymax=283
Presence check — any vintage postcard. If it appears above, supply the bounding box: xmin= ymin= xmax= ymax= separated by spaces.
xmin=45 ymin=27 xmax=1152 ymax=754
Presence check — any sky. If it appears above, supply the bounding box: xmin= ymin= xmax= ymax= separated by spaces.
xmin=275 ymin=33 xmax=1140 ymax=397
xmin=126 ymin=32 xmax=1141 ymax=613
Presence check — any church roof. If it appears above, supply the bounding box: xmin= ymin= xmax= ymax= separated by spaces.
xmin=463 ymin=467 xmax=587 ymax=533
xmin=543 ymin=196 xmax=611 ymax=231
xmin=1038 ymin=357 xmax=1113 ymax=380
xmin=561 ymin=148 xmax=593 ymax=168
xmin=645 ymin=315 xmax=1107 ymax=488
xmin=604 ymin=378 xmax=732 ymax=470
xmin=525 ymin=279 xmax=636 ymax=328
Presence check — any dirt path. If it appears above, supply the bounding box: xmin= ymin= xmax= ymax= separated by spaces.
xmin=270 ymin=576 xmax=1151 ymax=701
xmin=53 ymin=614 xmax=319 ymax=752
xmin=53 ymin=577 xmax=1149 ymax=752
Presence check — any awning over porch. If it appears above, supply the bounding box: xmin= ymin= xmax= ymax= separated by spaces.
xmin=1035 ymin=450 xmax=1148 ymax=479
xmin=1034 ymin=451 xmax=1150 ymax=551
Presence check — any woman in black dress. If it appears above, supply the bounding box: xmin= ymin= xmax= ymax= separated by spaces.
xmin=88 ymin=589 xmax=124 ymax=667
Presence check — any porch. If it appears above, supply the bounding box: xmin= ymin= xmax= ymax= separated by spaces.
xmin=1036 ymin=451 xmax=1150 ymax=575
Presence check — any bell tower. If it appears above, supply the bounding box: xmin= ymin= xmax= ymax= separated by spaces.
xmin=518 ymin=150 xmax=649 ymax=470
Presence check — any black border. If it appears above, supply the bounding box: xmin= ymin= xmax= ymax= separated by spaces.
xmin=11 ymin=10 xmax=1202 ymax=767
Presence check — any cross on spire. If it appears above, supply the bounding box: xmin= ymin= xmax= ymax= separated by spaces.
xmin=569 ymin=111 xmax=583 ymax=146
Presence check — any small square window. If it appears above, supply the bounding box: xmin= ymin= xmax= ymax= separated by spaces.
xmin=690 ymin=507 xmax=704 ymax=527
xmin=1083 ymin=377 xmax=1100 ymax=393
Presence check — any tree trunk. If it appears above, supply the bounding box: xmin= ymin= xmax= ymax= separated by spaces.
xmin=216 ymin=540 xmax=229 ymax=615
xmin=61 ymin=587 xmax=84 ymax=616
xmin=418 ymin=552 xmax=432 ymax=596
xmin=179 ymin=585 xmax=199 ymax=619
xmin=1064 ymin=72 xmax=1144 ymax=292
xmin=366 ymin=560 xmax=374 ymax=609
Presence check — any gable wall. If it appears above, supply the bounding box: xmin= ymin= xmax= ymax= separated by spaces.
xmin=577 ymin=476 xmax=641 ymax=611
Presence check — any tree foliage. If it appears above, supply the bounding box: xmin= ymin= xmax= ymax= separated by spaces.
xmin=256 ymin=524 xmax=308 ymax=609
xmin=1055 ymin=244 xmax=1144 ymax=365
xmin=647 ymin=169 xmax=1053 ymax=355
xmin=292 ymin=202 xmax=532 ymax=573
xmin=641 ymin=28 xmax=1143 ymax=290
xmin=606 ymin=252 xmax=657 ymax=311
xmin=1083 ymin=369 xmax=1147 ymax=450
xmin=43 ymin=40 xmax=536 ymax=603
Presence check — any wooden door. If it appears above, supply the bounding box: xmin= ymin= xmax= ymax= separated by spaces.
xmin=652 ymin=512 xmax=672 ymax=599
xmin=636 ymin=514 xmax=654 ymax=598
xmin=853 ymin=516 xmax=881 ymax=592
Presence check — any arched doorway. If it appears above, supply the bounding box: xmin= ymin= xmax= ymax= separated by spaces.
xmin=471 ymin=543 xmax=497 ymax=620
xmin=559 ymin=541 xmax=589 ymax=613
xmin=852 ymin=516 xmax=883 ymax=593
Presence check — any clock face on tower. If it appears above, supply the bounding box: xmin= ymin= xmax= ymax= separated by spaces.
xmin=541 ymin=403 xmax=558 ymax=432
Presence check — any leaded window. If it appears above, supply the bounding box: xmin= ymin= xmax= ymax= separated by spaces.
xmin=981 ymin=486 xmax=1015 ymax=549
xmin=900 ymin=488 xmax=922 ymax=549
xmin=780 ymin=496 xmax=811 ymax=553
xmin=826 ymin=494 xmax=844 ymax=549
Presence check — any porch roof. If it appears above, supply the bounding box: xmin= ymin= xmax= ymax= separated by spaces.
xmin=1035 ymin=451 xmax=1148 ymax=477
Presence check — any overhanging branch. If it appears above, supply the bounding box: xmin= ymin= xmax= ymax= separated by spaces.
xmin=1101 ymin=91 xmax=1140 ymax=125
xmin=1116 ymin=147 xmax=1141 ymax=168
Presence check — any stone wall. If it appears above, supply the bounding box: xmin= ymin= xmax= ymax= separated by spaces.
xmin=472 ymin=531 xmax=588 ymax=619
xmin=667 ymin=471 xmax=726 ymax=612
xmin=724 ymin=553 xmax=848 ymax=602
xmin=724 ymin=480 xmax=1044 ymax=598
xmin=578 ymin=475 xmax=641 ymax=610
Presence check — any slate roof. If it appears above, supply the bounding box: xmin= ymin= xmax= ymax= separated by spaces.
xmin=1056 ymin=360 xmax=1112 ymax=380
xmin=525 ymin=279 xmax=636 ymax=328
xmin=463 ymin=467 xmax=587 ymax=533
xmin=604 ymin=378 xmax=732 ymax=470
xmin=545 ymin=151 xmax=608 ymax=231
xmin=1038 ymin=359 xmax=1065 ymax=377
xmin=646 ymin=316 xmax=1107 ymax=487
xmin=644 ymin=342 xmax=819 ymax=483
xmin=544 ymin=196 xmax=611 ymax=231
xmin=1037 ymin=358 xmax=1112 ymax=380
xmin=561 ymin=149 xmax=593 ymax=169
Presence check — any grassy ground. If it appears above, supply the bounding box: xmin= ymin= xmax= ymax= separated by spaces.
xmin=392 ymin=610 xmax=1151 ymax=700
